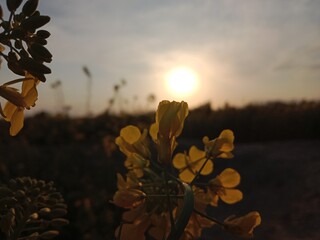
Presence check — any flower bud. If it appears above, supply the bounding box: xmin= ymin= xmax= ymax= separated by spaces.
xmin=18 ymin=57 xmax=51 ymax=74
xmin=6 ymin=0 xmax=23 ymax=12
xmin=22 ymin=0 xmax=39 ymax=16
xmin=21 ymin=15 xmax=50 ymax=30
xmin=36 ymin=30 xmax=51 ymax=39
xmin=40 ymin=230 xmax=59 ymax=240
xmin=28 ymin=43 xmax=52 ymax=62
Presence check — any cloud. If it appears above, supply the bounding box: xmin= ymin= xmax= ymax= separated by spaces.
xmin=21 ymin=0 xmax=320 ymax=115
xmin=275 ymin=43 xmax=320 ymax=71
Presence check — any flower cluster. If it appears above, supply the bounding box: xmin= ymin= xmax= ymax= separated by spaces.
xmin=113 ymin=100 xmax=261 ymax=240
xmin=0 ymin=0 xmax=51 ymax=135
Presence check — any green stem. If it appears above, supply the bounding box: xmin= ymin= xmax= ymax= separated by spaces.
xmin=3 ymin=77 xmax=33 ymax=86
xmin=164 ymin=171 xmax=176 ymax=232
xmin=193 ymin=209 xmax=224 ymax=226
xmin=189 ymin=157 xmax=213 ymax=186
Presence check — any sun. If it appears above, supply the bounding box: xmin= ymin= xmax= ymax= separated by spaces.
xmin=165 ymin=67 xmax=199 ymax=97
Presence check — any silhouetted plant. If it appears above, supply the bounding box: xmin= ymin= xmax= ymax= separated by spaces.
xmin=0 ymin=2 xmax=68 ymax=240
xmin=0 ymin=0 xmax=52 ymax=136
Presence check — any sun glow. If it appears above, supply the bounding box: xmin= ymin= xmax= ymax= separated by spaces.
xmin=165 ymin=67 xmax=199 ymax=97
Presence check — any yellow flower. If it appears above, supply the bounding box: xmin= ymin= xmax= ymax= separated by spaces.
xmin=115 ymin=204 xmax=166 ymax=240
xmin=113 ymin=173 xmax=146 ymax=209
xmin=115 ymin=205 xmax=150 ymax=240
xmin=148 ymin=213 xmax=170 ymax=240
xmin=113 ymin=189 xmax=145 ymax=209
xmin=124 ymin=153 xmax=150 ymax=178
xmin=150 ymin=100 xmax=188 ymax=164
xmin=1 ymin=75 xmax=39 ymax=136
xmin=182 ymin=202 xmax=215 ymax=239
xmin=223 ymin=211 xmax=261 ymax=238
xmin=173 ymin=145 xmax=213 ymax=183
xmin=207 ymin=168 xmax=243 ymax=206
xmin=116 ymin=125 xmax=151 ymax=159
xmin=202 ymin=129 xmax=234 ymax=159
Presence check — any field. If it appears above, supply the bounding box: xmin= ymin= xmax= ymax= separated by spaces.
xmin=0 ymin=102 xmax=319 ymax=239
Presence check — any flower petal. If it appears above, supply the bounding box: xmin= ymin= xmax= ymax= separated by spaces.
xmin=24 ymin=86 xmax=38 ymax=107
xmin=3 ymin=102 xmax=17 ymax=121
xmin=189 ymin=146 xmax=206 ymax=163
xmin=10 ymin=108 xmax=24 ymax=136
xmin=120 ymin=125 xmax=141 ymax=144
xmin=172 ymin=153 xmax=187 ymax=169
xmin=149 ymin=123 xmax=158 ymax=142
xmin=219 ymin=168 xmax=241 ymax=188
xmin=179 ymin=169 xmax=194 ymax=183
xmin=219 ymin=129 xmax=234 ymax=152
xmin=196 ymin=158 xmax=213 ymax=175
xmin=220 ymin=189 xmax=243 ymax=204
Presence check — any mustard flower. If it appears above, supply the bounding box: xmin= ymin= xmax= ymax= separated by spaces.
xmin=207 ymin=168 xmax=243 ymax=206
xmin=148 ymin=213 xmax=170 ymax=240
xmin=116 ymin=125 xmax=151 ymax=159
xmin=203 ymin=129 xmax=234 ymax=159
xmin=124 ymin=153 xmax=150 ymax=178
xmin=113 ymin=173 xmax=145 ymax=209
xmin=173 ymin=145 xmax=213 ymax=183
xmin=115 ymin=205 xmax=151 ymax=240
xmin=150 ymin=100 xmax=188 ymax=164
xmin=182 ymin=202 xmax=215 ymax=239
xmin=1 ymin=75 xmax=39 ymax=136
xmin=223 ymin=211 xmax=261 ymax=238
xmin=116 ymin=203 xmax=169 ymax=240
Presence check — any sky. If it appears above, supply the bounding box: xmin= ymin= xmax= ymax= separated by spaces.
xmin=1 ymin=0 xmax=320 ymax=116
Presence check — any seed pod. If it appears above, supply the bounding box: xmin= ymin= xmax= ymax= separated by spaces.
xmin=26 ymin=232 xmax=39 ymax=240
xmin=21 ymin=15 xmax=50 ymax=31
xmin=50 ymin=218 xmax=69 ymax=227
xmin=37 ymin=180 xmax=46 ymax=189
xmin=38 ymin=207 xmax=51 ymax=215
xmin=18 ymin=57 xmax=51 ymax=74
xmin=8 ymin=179 xmax=17 ymax=188
xmin=6 ymin=0 xmax=23 ymax=12
xmin=15 ymin=189 xmax=25 ymax=197
xmin=29 ymin=43 xmax=52 ymax=63
xmin=29 ymin=187 xmax=40 ymax=197
xmin=22 ymin=0 xmax=39 ymax=16
xmin=50 ymin=208 xmax=67 ymax=218
xmin=48 ymin=192 xmax=62 ymax=200
xmin=40 ymin=230 xmax=59 ymax=240
xmin=53 ymin=203 xmax=67 ymax=209
xmin=36 ymin=30 xmax=51 ymax=39
xmin=23 ymin=177 xmax=33 ymax=187
xmin=29 ymin=212 xmax=39 ymax=220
